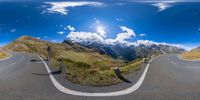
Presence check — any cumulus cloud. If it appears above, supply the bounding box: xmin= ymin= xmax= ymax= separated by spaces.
xmin=105 ymin=26 xmax=136 ymax=46
xmin=65 ymin=25 xmax=75 ymax=31
xmin=66 ymin=31 xmax=104 ymax=44
xmin=96 ymin=26 xmax=106 ymax=38
xmin=66 ymin=25 xmax=183 ymax=48
xmin=67 ymin=26 xmax=135 ymax=45
xmin=115 ymin=26 xmax=136 ymax=41
xmin=44 ymin=1 xmax=104 ymax=15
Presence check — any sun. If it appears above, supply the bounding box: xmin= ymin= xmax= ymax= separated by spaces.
xmin=96 ymin=25 xmax=106 ymax=38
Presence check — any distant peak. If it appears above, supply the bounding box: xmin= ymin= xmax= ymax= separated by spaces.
xmin=63 ymin=39 xmax=75 ymax=46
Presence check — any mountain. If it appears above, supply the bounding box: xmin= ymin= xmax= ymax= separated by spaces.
xmin=63 ymin=39 xmax=186 ymax=61
xmin=2 ymin=36 xmax=142 ymax=86
xmin=3 ymin=36 xmax=184 ymax=86
xmin=190 ymin=47 xmax=200 ymax=52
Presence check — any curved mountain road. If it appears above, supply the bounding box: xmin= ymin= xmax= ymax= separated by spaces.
xmin=0 ymin=53 xmax=200 ymax=100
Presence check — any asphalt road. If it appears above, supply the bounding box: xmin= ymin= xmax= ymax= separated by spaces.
xmin=1 ymin=53 xmax=200 ymax=100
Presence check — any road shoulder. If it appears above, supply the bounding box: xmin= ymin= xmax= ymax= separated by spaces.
xmin=37 ymin=55 xmax=157 ymax=97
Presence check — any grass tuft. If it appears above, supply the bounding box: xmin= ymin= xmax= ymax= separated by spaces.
xmin=181 ymin=51 xmax=200 ymax=60
xmin=0 ymin=52 xmax=10 ymax=59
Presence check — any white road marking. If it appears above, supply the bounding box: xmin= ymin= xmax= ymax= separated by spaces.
xmin=187 ymin=66 xmax=200 ymax=69
xmin=38 ymin=56 xmax=155 ymax=97
xmin=160 ymin=49 xmax=166 ymax=54
xmin=171 ymin=61 xmax=177 ymax=65
xmin=10 ymin=62 xmax=17 ymax=66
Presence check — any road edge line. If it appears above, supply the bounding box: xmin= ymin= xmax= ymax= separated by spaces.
xmin=38 ymin=56 xmax=156 ymax=97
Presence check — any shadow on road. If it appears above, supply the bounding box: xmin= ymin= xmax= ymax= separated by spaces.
xmin=32 ymin=70 xmax=62 ymax=76
xmin=30 ymin=59 xmax=48 ymax=62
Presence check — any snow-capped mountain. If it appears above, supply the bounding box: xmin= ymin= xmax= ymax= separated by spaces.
xmin=63 ymin=39 xmax=186 ymax=61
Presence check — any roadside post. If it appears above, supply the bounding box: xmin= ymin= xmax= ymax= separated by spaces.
xmin=47 ymin=46 xmax=65 ymax=74
xmin=59 ymin=59 xmax=66 ymax=74
xmin=47 ymin=46 xmax=51 ymax=62
xmin=113 ymin=67 xmax=132 ymax=83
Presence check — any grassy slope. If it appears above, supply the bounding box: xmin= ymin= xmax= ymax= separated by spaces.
xmin=181 ymin=51 xmax=200 ymax=60
xmin=3 ymin=36 xmax=142 ymax=86
xmin=0 ymin=52 xmax=10 ymax=59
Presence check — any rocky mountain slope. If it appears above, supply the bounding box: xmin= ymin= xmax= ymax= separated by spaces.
xmin=63 ymin=39 xmax=186 ymax=61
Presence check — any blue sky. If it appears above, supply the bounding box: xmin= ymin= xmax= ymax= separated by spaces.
xmin=0 ymin=0 xmax=200 ymax=50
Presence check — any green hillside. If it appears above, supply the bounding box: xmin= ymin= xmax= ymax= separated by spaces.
xmin=2 ymin=36 xmax=142 ymax=86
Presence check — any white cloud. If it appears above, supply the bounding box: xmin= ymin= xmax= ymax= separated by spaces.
xmin=152 ymin=2 xmax=171 ymax=11
xmin=36 ymin=37 xmax=40 ymax=39
xmin=10 ymin=29 xmax=16 ymax=33
xmin=44 ymin=1 xmax=104 ymax=15
xmin=67 ymin=26 xmax=136 ymax=46
xmin=135 ymin=40 xmax=184 ymax=48
xmin=115 ymin=26 xmax=136 ymax=41
xmin=95 ymin=19 xmax=100 ymax=24
xmin=105 ymin=39 xmax=135 ymax=46
xmin=90 ymin=19 xmax=107 ymax=38
xmin=116 ymin=18 xmax=123 ymax=21
xmin=135 ymin=40 xmax=156 ymax=46
xmin=96 ymin=26 xmax=106 ymax=38
xmin=139 ymin=33 xmax=146 ymax=37
xmin=104 ymin=26 xmax=136 ymax=46
xmin=57 ymin=31 xmax=64 ymax=35
xmin=66 ymin=25 xmax=183 ymax=48
xmin=65 ymin=25 xmax=75 ymax=31
xmin=66 ymin=31 xmax=104 ymax=44
xmin=151 ymin=1 xmax=175 ymax=11
xmin=181 ymin=44 xmax=199 ymax=51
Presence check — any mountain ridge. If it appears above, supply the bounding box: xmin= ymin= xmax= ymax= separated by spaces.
xmin=63 ymin=39 xmax=186 ymax=61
